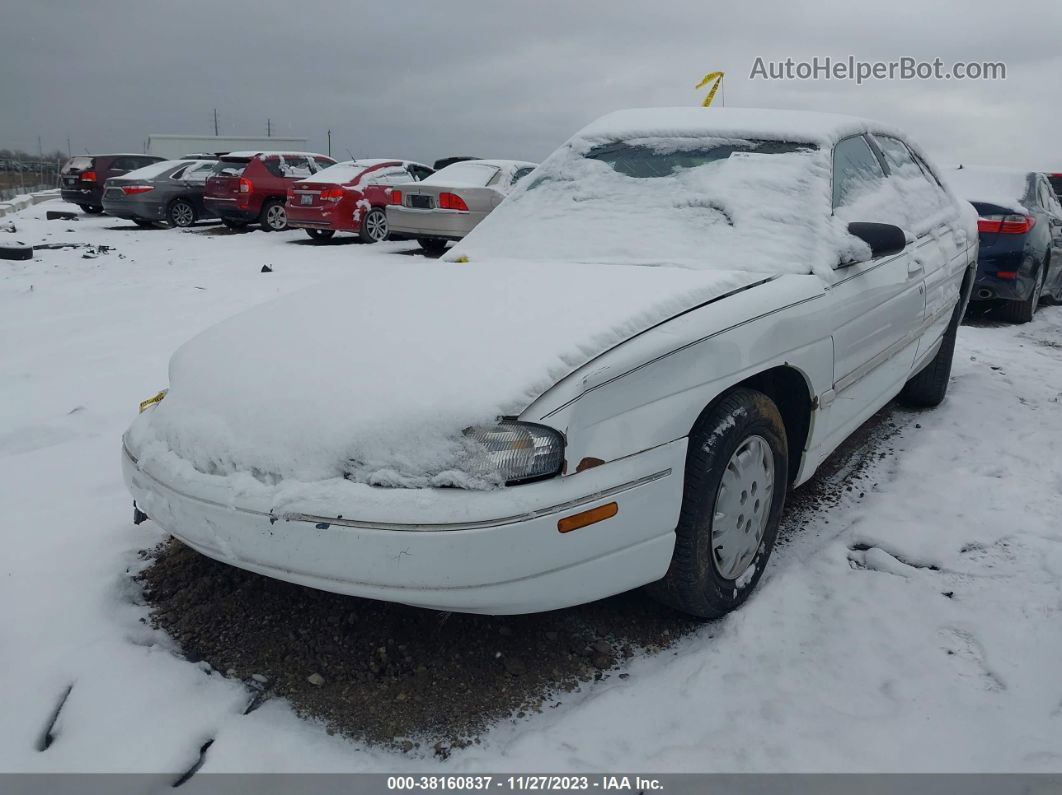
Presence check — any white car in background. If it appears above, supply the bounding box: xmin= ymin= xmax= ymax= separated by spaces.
xmin=386 ymin=158 xmax=537 ymax=253
xmin=123 ymin=107 xmax=976 ymax=618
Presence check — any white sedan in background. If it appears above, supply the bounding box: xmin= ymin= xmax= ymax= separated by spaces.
xmin=123 ymin=107 xmax=975 ymax=618
xmin=386 ymin=158 xmax=537 ymax=253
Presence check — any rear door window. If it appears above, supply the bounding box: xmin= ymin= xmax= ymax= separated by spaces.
xmin=832 ymin=135 xmax=886 ymax=209
xmin=408 ymin=164 xmax=433 ymax=181
xmin=313 ymin=157 xmax=335 ymax=172
xmin=180 ymin=162 xmax=216 ymax=183
xmin=212 ymin=159 xmax=248 ymax=177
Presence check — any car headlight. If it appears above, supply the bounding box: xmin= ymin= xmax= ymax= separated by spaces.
xmin=465 ymin=420 xmax=564 ymax=485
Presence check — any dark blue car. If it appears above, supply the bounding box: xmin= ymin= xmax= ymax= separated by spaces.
xmin=949 ymin=166 xmax=1062 ymax=322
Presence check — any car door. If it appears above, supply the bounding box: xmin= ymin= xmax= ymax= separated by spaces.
xmin=822 ymin=134 xmax=926 ymax=443
xmin=872 ymin=135 xmax=965 ymax=363
xmin=179 ymin=162 xmax=215 ymax=214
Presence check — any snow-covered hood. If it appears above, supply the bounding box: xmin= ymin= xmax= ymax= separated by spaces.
xmin=127 ymin=260 xmax=770 ymax=488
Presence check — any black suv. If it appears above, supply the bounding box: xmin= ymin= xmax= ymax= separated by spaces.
xmin=60 ymin=154 xmax=163 ymax=214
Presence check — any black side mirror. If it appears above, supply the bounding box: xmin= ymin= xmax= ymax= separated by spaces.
xmin=846 ymin=222 xmax=906 ymax=261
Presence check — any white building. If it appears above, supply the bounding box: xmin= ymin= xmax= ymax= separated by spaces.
xmin=147 ymin=134 xmax=310 ymax=159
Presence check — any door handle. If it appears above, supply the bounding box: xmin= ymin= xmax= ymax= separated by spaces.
xmin=907 ymin=260 xmax=924 ymax=276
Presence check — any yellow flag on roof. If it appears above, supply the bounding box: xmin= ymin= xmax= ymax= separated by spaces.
xmin=696 ymin=71 xmax=725 ymax=107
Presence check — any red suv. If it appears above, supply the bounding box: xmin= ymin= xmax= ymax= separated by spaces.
xmin=286 ymin=159 xmax=434 ymax=242
xmin=204 ymin=151 xmax=336 ymax=231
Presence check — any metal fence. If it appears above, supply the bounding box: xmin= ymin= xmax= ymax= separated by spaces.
xmin=0 ymin=158 xmax=62 ymax=201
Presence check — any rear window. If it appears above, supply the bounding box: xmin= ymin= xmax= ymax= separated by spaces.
xmin=62 ymin=156 xmax=93 ymax=173
xmin=212 ymin=159 xmax=249 ymax=177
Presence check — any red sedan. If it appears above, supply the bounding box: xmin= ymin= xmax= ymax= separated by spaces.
xmin=286 ymin=159 xmax=434 ymax=242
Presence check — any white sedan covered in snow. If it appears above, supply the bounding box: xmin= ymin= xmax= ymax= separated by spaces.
xmin=123 ymin=108 xmax=976 ymax=617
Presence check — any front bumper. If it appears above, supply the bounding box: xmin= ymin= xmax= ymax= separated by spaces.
xmin=122 ymin=439 xmax=685 ymax=614
xmin=387 ymin=206 xmax=487 ymax=240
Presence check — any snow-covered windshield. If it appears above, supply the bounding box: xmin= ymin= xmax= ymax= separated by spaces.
xmin=421 ymin=161 xmax=500 ymax=187
xmin=450 ymin=136 xmax=843 ymax=277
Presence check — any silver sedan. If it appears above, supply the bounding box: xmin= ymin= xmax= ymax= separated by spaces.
xmin=386 ymin=159 xmax=536 ymax=253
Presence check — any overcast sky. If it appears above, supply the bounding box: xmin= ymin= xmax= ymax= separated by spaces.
xmin=2 ymin=0 xmax=1060 ymax=170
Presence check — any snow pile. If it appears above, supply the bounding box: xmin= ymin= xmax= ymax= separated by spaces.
xmin=944 ymin=166 xmax=1031 ymax=214
xmin=126 ymin=262 xmax=764 ymax=488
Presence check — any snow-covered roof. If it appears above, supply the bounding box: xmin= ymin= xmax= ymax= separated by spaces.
xmin=116 ymin=159 xmax=200 ymax=180
xmin=221 ymin=151 xmax=329 ymax=160
xmin=575 ymin=107 xmax=878 ymax=147
xmin=944 ymin=166 xmax=1031 ymax=214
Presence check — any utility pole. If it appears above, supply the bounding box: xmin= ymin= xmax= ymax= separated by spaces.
xmin=213 ymin=108 xmax=219 ymax=136
xmin=327 ymin=129 xmax=332 ymax=157
xmin=267 ymin=118 xmax=271 ymax=137
xmin=66 ymin=136 xmax=71 ymax=158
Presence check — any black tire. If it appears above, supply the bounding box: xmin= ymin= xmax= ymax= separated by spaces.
xmin=167 ymin=199 xmax=197 ymax=228
xmin=133 ymin=218 xmax=157 ymax=228
xmin=417 ymin=237 xmax=448 ymax=254
xmin=898 ymin=322 xmax=957 ymax=408
xmin=259 ymin=199 xmax=287 ymax=232
xmin=647 ymin=388 xmax=788 ymax=618
xmin=83 ymin=205 xmax=104 ymax=214
xmin=358 ymin=207 xmax=389 ymax=243
xmin=222 ymin=218 xmax=249 ymax=231
xmin=306 ymin=228 xmax=335 ymax=241
xmin=1002 ymin=263 xmax=1045 ymax=323
xmin=0 ymin=244 xmax=34 ymax=261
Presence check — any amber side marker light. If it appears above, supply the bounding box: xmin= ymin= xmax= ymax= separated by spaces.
xmin=558 ymin=502 xmax=618 ymax=533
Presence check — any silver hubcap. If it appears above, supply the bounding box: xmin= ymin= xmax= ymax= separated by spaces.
xmin=711 ymin=435 xmax=775 ymax=580
xmin=366 ymin=210 xmax=387 ymax=242
xmin=267 ymin=205 xmax=286 ymax=229
xmin=173 ymin=203 xmax=193 ymax=226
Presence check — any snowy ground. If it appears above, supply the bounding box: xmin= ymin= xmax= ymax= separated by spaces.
xmin=1 ymin=199 xmax=1061 ymax=774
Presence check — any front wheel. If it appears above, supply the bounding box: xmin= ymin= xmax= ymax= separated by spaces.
xmin=260 ymin=200 xmax=287 ymax=232
xmin=647 ymin=388 xmax=788 ymax=618
xmin=358 ymin=207 xmax=389 ymax=243
xmin=167 ymin=199 xmax=196 ymax=228
xmin=306 ymin=228 xmax=335 ymax=241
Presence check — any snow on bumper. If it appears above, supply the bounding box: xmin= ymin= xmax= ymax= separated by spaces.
xmin=122 ymin=439 xmax=686 ymax=614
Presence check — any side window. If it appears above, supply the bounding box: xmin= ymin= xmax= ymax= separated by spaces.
xmin=182 ymin=163 xmax=214 ymax=183
xmin=832 ymin=135 xmax=886 ymax=209
xmin=313 ymin=157 xmax=334 ymax=172
xmin=409 ymin=165 xmax=433 ymax=181
xmin=369 ymin=168 xmax=413 ymax=186
xmin=281 ymin=155 xmax=313 ymax=178
xmin=262 ymin=157 xmax=284 ymax=178
xmin=108 ymin=156 xmax=138 ymax=171
xmin=511 ymin=166 xmax=534 ymax=185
